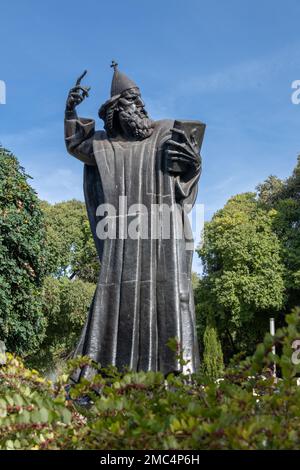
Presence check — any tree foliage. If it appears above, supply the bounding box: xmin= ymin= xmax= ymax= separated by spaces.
xmin=30 ymin=200 xmax=99 ymax=371
xmin=0 ymin=147 xmax=47 ymax=355
xmin=27 ymin=276 xmax=95 ymax=372
xmin=196 ymin=192 xmax=285 ymax=361
xmin=41 ymin=200 xmax=99 ymax=283
xmin=258 ymin=156 xmax=300 ymax=312
xmin=202 ymin=324 xmax=224 ymax=380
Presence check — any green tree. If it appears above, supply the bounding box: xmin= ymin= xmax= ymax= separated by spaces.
xmin=258 ymin=156 xmax=300 ymax=312
xmin=28 ymin=276 xmax=95 ymax=372
xmin=256 ymin=174 xmax=284 ymax=208
xmin=0 ymin=147 xmax=47 ymax=355
xmin=191 ymin=271 xmax=200 ymax=290
xmin=196 ymin=192 xmax=285 ymax=361
xmin=282 ymin=157 xmax=300 ymax=308
xmin=41 ymin=200 xmax=99 ymax=283
xmin=28 ymin=200 xmax=99 ymax=371
xmin=202 ymin=323 xmax=224 ymax=379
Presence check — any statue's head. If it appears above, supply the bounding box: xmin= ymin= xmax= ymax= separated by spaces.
xmin=99 ymin=62 xmax=154 ymax=140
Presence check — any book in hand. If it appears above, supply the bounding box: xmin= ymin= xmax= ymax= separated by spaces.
xmin=166 ymin=120 xmax=206 ymax=175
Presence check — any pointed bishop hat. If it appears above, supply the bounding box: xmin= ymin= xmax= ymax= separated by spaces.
xmin=99 ymin=61 xmax=140 ymax=121
xmin=110 ymin=61 xmax=139 ymax=97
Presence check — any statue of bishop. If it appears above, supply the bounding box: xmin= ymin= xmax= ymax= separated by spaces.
xmin=64 ymin=62 xmax=205 ymax=381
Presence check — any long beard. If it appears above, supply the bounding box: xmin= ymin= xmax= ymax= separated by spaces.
xmin=119 ymin=107 xmax=154 ymax=140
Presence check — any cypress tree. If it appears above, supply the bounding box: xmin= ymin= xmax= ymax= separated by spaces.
xmin=203 ymin=323 xmax=224 ymax=380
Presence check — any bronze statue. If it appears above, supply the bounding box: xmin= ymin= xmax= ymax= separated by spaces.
xmin=65 ymin=62 xmax=205 ymax=380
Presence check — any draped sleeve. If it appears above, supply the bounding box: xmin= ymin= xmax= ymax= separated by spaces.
xmin=174 ymin=161 xmax=202 ymax=209
xmin=64 ymin=117 xmax=96 ymax=166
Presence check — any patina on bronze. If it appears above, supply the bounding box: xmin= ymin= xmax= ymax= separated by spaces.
xmin=64 ymin=62 xmax=205 ymax=380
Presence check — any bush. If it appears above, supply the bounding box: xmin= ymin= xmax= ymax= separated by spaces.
xmin=1 ymin=309 xmax=300 ymax=450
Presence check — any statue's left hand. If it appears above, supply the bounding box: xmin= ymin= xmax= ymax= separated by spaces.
xmin=165 ymin=128 xmax=201 ymax=175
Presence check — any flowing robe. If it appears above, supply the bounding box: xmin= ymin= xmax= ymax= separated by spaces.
xmin=65 ymin=117 xmax=201 ymax=380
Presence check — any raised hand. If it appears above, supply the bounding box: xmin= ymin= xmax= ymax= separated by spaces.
xmin=66 ymin=70 xmax=91 ymax=112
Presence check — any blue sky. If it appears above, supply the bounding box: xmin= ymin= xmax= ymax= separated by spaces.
xmin=1 ymin=0 xmax=300 ymax=272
